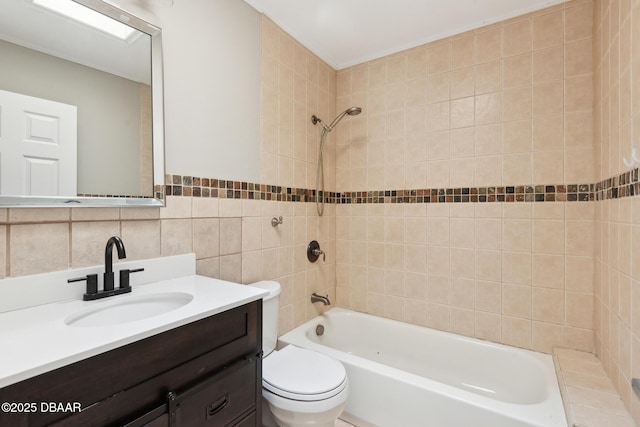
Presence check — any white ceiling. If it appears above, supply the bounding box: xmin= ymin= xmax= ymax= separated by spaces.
xmin=244 ymin=0 xmax=568 ymax=70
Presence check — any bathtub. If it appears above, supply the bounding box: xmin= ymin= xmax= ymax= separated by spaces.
xmin=278 ymin=308 xmax=567 ymax=427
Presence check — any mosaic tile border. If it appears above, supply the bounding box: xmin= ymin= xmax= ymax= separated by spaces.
xmin=165 ymin=166 xmax=640 ymax=205
xmin=164 ymin=175 xmax=336 ymax=203
xmin=595 ymin=167 xmax=640 ymax=201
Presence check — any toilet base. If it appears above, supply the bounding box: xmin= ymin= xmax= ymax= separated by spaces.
xmin=263 ymin=397 xmax=346 ymax=427
xmin=261 ymin=380 xmax=349 ymax=427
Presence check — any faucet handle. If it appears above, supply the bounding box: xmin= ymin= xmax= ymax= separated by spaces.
xmin=313 ymin=248 xmax=326 ymax=262
xmin=119 ymin=267 xmax=144 ymax=289
xmin=307 ymin=240 xmax=326 ymax=263
xmin=68 ymin=274 xmax=98 ymax=297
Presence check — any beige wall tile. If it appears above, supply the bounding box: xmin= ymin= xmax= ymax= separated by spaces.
xmin=503 ymin=87 xmax=532 ymax=122
xmin=503 ymin=54 xmax=532 ymax=88
xmin=502 ymin=284 xmax=532 ymax=318
xmin=475 ymin=123 xmax=502 ymax=156
xmin=566 ymin=220 xmax=595 ymax=256
xmin=476 ymin=28 xmax=502 ymax=64
xmin=532 ymin=253 xmax=565 ymax=289
xmin=193 ymin=218 xmax=220 ymax=259
xmin=120 ymin=207 xmax=161 ymax=220
xmin=532 ymin=287 xmax=564 ymax=323
xmin=502 ymin=316 xmax=532 ymax=348
xmin=450 ymin=97 xmax=475 ymax=128
xmin=565 ymin=75 xmax=594 ymax=112
xmin=532 ymin=11 xmax=564 ymax=50
xmin=566 ymin=291 xmax=594 ymax=329
xmin=160 ymin=196 xmax=192 ymax=219
xmin=10 ymin=223 xmax=69 ymax=276
xmin=121 ymin=220 xmax=160 ymax=261
xmin=428 ymin=73 xmax=450 ymax=104
xmin=533 ymin=46 xmax=564 ymax=83
xmin=451 ymin=36 xmax=475 ymax=70
xmin=71 ymin=208 xmax=120 ymax=222
xmin=532 ymin=115 xmax=564 ymax=150
xmin=450 ymin=307 xmax=475 ymax=336
xmin=160 ymin=219 xmax=193 ymax=256
xmin=533 ymin=219 xmax=565 ymax=254
xmin=533 ymin=81 xmax=564 ymax=117
xmin=565 ymin=1 xmax=594 ymax=42
xmin=532 ymin=321 xmax=564 ymax=353
xmin=219 ymin=254 xmax=242 ymax=283
xmin=475 ymin=92 xmax=502 ymax=125
xmin=502 ymin=251 xmax=532 ymax=285
xmin=503 ymin=20 xmax=532 ymax=57
xmin=533 ymin=150 xmax=564 ymax=183
xmin=71 ymin=221 xmax=121 ymax=268
xmin=220 ymin=218 xmax=242 ymax=255
xmin=475 ymin=61 xmax=502 ymax=94
xmin=427 ymin=43 xmax=451 ymax=75
xmin=565 ymin=38 xmax=593 ymax=77
xmin=475 ymin=279 xmax=501 ymax=313
xmin=502 ymin=219 xmax=532 ymax=252
xmin=9 ymin=208 xmax=70 ymax=223
xmin=475 ymin=311 xmax=501 ymax=342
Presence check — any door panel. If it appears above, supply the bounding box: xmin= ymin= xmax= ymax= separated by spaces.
xmin=0 ymin=89 xmax=77 ymax=196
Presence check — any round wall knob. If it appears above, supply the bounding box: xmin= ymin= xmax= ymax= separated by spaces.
xmin=307 ymin=240 xmax=323 ymax=262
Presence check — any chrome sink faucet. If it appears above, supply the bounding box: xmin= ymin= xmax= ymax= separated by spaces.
xmin=68 ymin=236 xmax=143 ymax=301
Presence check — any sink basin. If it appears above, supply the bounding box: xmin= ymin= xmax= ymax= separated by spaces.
xmin=65 ymin=292 xmax=194 ymax=327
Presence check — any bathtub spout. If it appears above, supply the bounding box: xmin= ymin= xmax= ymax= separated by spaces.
xmin=311 ymin=293 xmax=331 ymax=306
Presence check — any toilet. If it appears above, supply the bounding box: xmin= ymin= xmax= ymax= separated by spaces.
xmin=248 ymin=281 xmax=349 ymax=427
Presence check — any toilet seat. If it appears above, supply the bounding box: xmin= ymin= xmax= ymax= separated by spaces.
xmin=263 ymin=345 xmax=347 ymax=401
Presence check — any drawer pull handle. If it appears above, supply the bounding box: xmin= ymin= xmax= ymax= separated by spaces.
xmin=207 ymin=394 xmax=229 ymax=418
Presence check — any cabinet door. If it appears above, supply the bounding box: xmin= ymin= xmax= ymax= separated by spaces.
xmin=169 ymin=358 xmax=257 ymax=427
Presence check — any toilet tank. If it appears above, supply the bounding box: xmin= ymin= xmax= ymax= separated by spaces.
xmin=248 ymin=281 xmax=280 ymax=355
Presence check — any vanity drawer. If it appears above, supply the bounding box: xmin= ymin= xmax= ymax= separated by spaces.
xmin=170 ymin=357 xmax=256 ymax=427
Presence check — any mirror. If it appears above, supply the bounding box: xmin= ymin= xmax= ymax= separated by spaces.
xmin=0 ymin=0 xmax=164 ymax=207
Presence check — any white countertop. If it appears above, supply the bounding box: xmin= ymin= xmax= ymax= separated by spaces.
xmin=0 ymin=275 xmax=267 ymax=388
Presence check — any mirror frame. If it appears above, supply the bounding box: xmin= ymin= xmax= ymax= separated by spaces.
xmin=0 ymin=0 xmax=165 ymax=208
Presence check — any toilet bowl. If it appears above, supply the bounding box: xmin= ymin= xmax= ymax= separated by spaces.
xmin=249 ymin=281 xmax=349 ymax=427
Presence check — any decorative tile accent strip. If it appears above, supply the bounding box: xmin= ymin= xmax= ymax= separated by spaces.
xmin=337 ymin=184 xmax=594 ymax=204
xmin=165 ymin=167 xmax=640 ymax=204
xmin=595 ymin=167 xmax=640 ymax=201
xmin=164 ymin=175 xmax=336 ymax=203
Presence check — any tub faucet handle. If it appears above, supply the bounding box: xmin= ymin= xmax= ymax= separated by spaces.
xmin=307 ymin=240 xmax=325 ymax=263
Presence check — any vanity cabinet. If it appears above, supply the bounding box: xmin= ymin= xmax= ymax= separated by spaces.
xmin=0 ymin=301 xmax=262 ymax=427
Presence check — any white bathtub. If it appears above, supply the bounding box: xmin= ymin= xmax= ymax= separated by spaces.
xmin=279 ymin=308 xmax=567 ymax=427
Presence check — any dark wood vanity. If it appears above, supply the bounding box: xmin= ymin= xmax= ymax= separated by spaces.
xmin=0 ymin=301 xmax=262 ymax=427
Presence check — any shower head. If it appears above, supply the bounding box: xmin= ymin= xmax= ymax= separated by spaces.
xmin=311 ymin=106 xmax=362 ymax=133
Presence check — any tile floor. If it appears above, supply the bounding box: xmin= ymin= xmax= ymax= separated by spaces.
xmin=335 ymin=419 xmax=356 ymax=427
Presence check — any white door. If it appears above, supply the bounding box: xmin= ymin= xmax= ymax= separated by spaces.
xmin=0 ymin=89 xmax=77 ymax=196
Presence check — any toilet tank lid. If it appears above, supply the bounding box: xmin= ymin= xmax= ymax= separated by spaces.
xmin=248 ymin=280 xmax=281 ymax=298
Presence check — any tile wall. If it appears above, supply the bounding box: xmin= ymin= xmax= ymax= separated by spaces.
xmin=334 ymin=1 xmax=597 ymax=353
xmin=259 ymin=15 xmax=338 ymax=332
xmin=593 ymin=0 xmax=640 ymax=422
